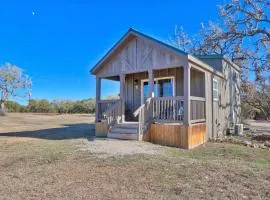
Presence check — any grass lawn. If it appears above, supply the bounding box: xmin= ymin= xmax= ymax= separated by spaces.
xmin=0 ymin=113 xmax=270 ymax=199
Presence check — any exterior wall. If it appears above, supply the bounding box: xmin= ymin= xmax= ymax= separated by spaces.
xmin=212 ymin=75 xmax=230 ymax=137
xmin=96 ymin=37 xmax=188 ymax=78
xmin=193 ymin=57 xmax=241 ymax=139
xmin=125 ymin=72 xmax=147 ymax=112
xmin=223 ymin=60 xmax=241 ymax=124
xmin=125 ymin=67 xmax=184 ymax=113
xmin=211 ymin=60 xmax=241 ymax=138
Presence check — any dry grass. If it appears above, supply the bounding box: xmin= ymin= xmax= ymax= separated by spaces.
xmin=0 ymin=113 xmax=270 ymax=200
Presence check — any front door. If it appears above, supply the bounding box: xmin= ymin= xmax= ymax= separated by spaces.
xmin=141 ymin=77 xmax=175 ymax=104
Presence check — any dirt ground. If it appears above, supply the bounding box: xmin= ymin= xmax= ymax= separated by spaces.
xmin=0 ymin=113 xmax=270 ymax=200
xmin=245 ymin=120 xmax=270 ymax=135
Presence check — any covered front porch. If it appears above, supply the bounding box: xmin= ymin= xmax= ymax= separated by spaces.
xmin=95 ymin=65 xmax=207 ymax=149
xmin=96 ymin=66 xmax=206 ymax=123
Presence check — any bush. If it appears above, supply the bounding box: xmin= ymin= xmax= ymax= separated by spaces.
xmin=5 ymin=101 xmax=28 ymax=113
xmin=28 ymin=99 xmax=51 ymax=113
xmin=4 ymin=98 xmax=96 ymax=114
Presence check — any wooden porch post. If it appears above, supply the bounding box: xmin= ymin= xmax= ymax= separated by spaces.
xmin=184 ymin=64 xmax=191 ymax=124
xmin=95 ymin=77 xmax=101 ymax=122
xmin=148 ymin=69 xmax=154 ymax=98
xmin=120 ymin=74 xmax=126 ymax=122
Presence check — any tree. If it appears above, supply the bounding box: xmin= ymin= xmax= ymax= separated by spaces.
xmin=171 ymin=0 xmax=269 ymax=80
xmin=28 ymin=99 xmax=51 ymax=113
xmin=171 ymin=0 xmax=270 ymax=119
xmin=170 ymin=25 xmax=193 ymax=52
xmin=0 ymin=63 xmax=32 ymax=115
xmin=241 ymin=79 xmax=270 ymax=120
xmin=218 ymin=0 xmax=270 ymax=77
xmin=5 ymin=100 xmax=28 ymax=113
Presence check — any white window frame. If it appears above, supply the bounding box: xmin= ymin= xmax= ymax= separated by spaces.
xmin=213 ymin=79 xmax=218 ymax=101
xmin=141 ymin=76 xmax=176 ymax=105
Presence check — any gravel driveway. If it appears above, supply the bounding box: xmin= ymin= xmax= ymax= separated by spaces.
xmin=82 ymin=138 xmax=169 ymax=158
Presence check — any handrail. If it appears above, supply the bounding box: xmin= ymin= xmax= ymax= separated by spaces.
xmin=133 ymin=97 xmax=153 ymax=137
xmin=153 ymin=96 xmax=184 ymax=101
xmin=133 ymin=98 xmax=152 ymax=117
xmin=133 ymin=104 xmax=145 ymax=117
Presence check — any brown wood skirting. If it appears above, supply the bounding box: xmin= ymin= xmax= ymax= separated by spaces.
xmin=147 ymin=123 xmax=206 ymax=149
xmin=142 ymin=128 xmax=151 ymax=141
xmin=189 ymin=123 xmax=206 ymax=149
xmin=95 ymin=121 xmax=108 ymax=137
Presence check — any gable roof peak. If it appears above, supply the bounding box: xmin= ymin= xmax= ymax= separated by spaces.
xmin=90 ymin=28 xmax=188 ymax=74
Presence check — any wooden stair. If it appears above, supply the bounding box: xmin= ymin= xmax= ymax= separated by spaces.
xmin=107 ymin=122 xmax=139 ymax=140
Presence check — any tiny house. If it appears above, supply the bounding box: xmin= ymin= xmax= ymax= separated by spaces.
xmin=90 ymin=28 xmax=241 ymax=149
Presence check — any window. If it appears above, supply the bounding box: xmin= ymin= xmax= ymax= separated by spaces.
xmin=213 ymin=79 xmax=218 ymax=101
xmin=141 ymin=77 xmax=175 ymax=104
xmin=157 ymin=79 xmax=173 ymax=97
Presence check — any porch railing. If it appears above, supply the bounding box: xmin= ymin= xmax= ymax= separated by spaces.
xmin=97 ymin=99 xmax=121 ymax=121
xmin=152 ymin=96 xmax=184 ymax=122
xmin=133 ymin=98 xmax=153 ymax=136
xmin=104 ymin=100 xmax=122 ymax=129
xmin=133 ymin=96 xmax=206 ymax=136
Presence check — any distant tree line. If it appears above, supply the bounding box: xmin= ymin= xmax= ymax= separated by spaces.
xmin=4 ymin=98 xmax=96 ymax=114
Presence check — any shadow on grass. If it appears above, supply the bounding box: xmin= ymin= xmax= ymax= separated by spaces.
xmin=0 ymin=123 xmax=96 ymax=140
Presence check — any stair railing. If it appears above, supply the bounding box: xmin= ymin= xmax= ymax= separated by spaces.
xmin=104 ymin=99 xmax=122 ymax=130
xmin=133 ymin=98 xmax=153 ymax=136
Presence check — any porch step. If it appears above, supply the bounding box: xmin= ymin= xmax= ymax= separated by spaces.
xmin=108 ymin=122 xmax=139 ymax=140
xmin=110 ymin=127 xmax=138 ymax=134
xmin=115 ymin=122 xmax=139 ymax=129
xmin=107 ymin=132 xmax=138 ymax=140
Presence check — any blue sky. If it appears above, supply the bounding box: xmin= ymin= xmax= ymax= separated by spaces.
xmin=0 ymin=0 xmax=224 ymax=104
